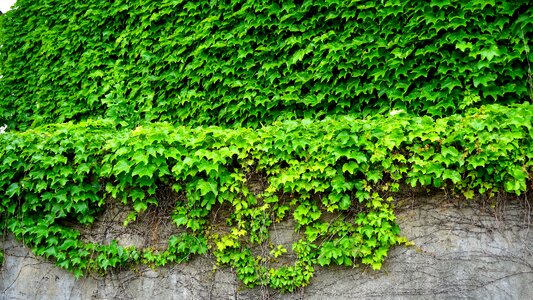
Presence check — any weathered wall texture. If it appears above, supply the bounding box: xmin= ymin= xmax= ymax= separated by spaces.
xmin=2 ymin=194 xmax=532 ymax=300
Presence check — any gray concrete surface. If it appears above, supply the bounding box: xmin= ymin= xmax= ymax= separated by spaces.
xmin=1 ymin=193 xmax=532 ymax=299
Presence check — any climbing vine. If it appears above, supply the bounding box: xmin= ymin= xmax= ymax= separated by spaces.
xmin=0 ymin=104 xmax=531 ymax=290
xmin=0 ymin=0 xmax=532 ymax=130
xmin=0 ymin=0 xmax=532 ymax=292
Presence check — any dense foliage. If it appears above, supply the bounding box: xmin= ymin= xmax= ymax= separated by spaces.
xmin=1 ymin=104 xmax=531 ymax=289
xmin=0 ymin=0 xmax=532 ymax=130
xmin=0 ymin=0 xmax=532 ymax=291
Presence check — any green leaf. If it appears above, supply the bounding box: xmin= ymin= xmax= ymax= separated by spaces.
xmin=113 ymin=160 xmax=132 ymax=175
xmin=130 ymin=189 xmax=145 ymax=202
xmin=6 ymin=183 xmax=20 ymax=197
xmin=339 ymin=195 xmax=351 ymax=210
xmin=442 ymin=169 xmax=461 ymax=184
xmin=132 ymin=163 xmax=157 ymax=178
xmin=441 ymin=146 xmax=459 ymax=159
xmin=133 ymin=200 xmax=148 ymax=213
xmin=430 ymin=0 xmax=452 ymax=9
xmin=479 ymin=44 xmax=500 ymax=61
xmin=342 ymin=161 xmax=358 ymax=174
xmin=456 ymin=41 xmax=473 ymax=52
xmin=473 ymin=73 xmax=497 ymax=87
xmin=291 ymin=49 xmax=308 ymax=64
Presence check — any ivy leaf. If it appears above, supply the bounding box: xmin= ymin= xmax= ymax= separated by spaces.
xmin=473 ymin=73 xmax=497 ymax=87
xmin=370 ymin=261 xmax=382 ymax=270
xmin=6 ymin=183 xmax=20 ymax=197
xmin=430 ymin=0 xmax=452 ymax=9
xmin=317 ymin=254 xmax=331 ymax=266
xmin=132 ymin=151 xmax=150 ymax=165
xmin=130 ymin=189 xmax=145 ymax=202
xmin=339 ymin=195 xmax=351 ymax=210
xmin=133 ymin=200 xmax=148 ymax=213
xmin=442 ymin=169 xmax=461 ymax=184
xmin=132 ymin=163 xmax=157 ymax=178
xmin=353 ymin=151 xmax=368 ymax=163
xmin=478 ymin=44 xmax=501 ymax=62
xmin=373 ymin=246 xmax=388 ymax=261
xmin=342 ymin=161 xmax=358 ymax=174
xmin=455 ymin=41 xmax=473 ymax=52
xmin=44 ymin=246 xmax=58 ymax=258
xmin=113 ymin=160 xmax=132 ymax=175
xmin=291 ymin=49 xmax=308 ymax=64
xmin=72 ymin=202 xmax=89 ymax=214
xmin=441 ymin=146 xmax=459 ymax=159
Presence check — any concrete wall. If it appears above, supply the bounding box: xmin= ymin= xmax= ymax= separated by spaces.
xmin=1 ymin=194 xmax=532 ymax=299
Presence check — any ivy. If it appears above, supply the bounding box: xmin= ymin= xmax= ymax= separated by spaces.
xmin=0 ymin=0 xmax=531 ymax=292
xmin=0 ymin=0 xmax=532 ymax=130
xmin=0 ymin=104 xmax=531 ymax=290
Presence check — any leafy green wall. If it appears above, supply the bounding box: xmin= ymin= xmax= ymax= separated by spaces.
xmin=1 ymin=0 xmax=532 ymax=130
xmin=1 ymin=104 xmax=531 ymax=289
xmin=0 ymin=0 xmax=532 ymax=291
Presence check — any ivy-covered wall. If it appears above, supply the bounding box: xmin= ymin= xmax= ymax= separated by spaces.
xmin=1 ymin=104 xmax=531 ymax=290
xmin=0 ymin=0 xmax=532 ymax=130
xmin=0 ymin=0 xmax=532 ymax=292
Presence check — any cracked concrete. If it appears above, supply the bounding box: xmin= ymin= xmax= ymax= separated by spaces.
xmin=1 ymin=193 xmax=532 ymax=299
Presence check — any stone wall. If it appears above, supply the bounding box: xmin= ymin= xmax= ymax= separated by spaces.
xmin=1 ymin=194 xmax=532 ymax=299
